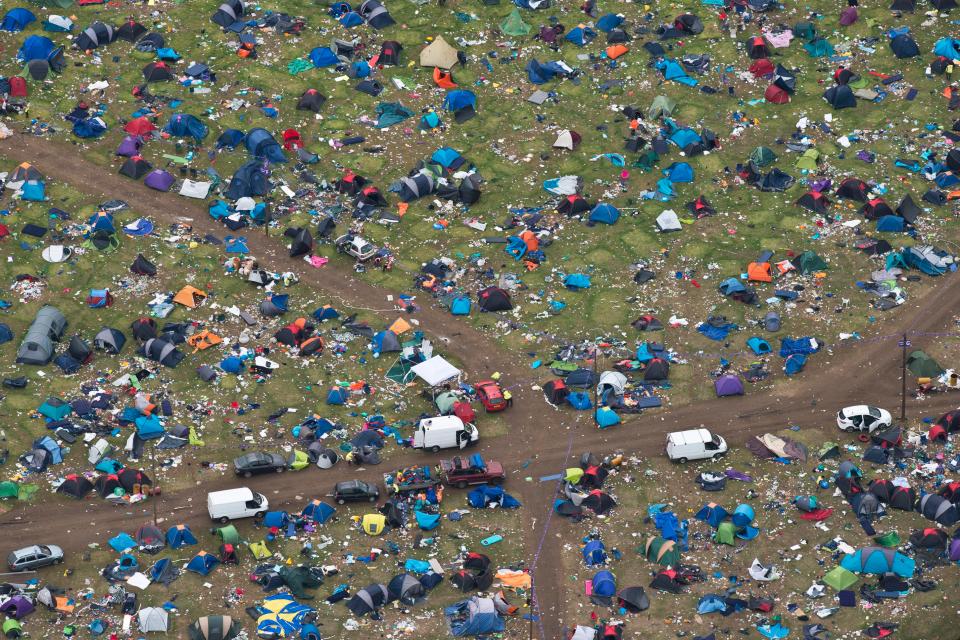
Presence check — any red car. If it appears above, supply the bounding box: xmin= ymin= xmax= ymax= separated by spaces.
xmin=474 ymin=380 xmax=507 ymax=412
xmin=440 ymin=456 xmax=505 ymax=488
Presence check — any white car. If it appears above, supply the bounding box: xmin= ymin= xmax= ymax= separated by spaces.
xmin=836 ymin=405 xmax=891 ymax=433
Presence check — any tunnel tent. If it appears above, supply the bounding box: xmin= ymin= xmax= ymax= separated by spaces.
xmin=212 ymin=0 xmax=246 ymax=27
xmin=245 ymin=128 xmax=287 ymax=163
xmin=188 ymin=616 xmax=242 ymax=640
xmin=16 ymin=306 xmax=67 ymax=365
xmin=75 ymin=22 xmax=115 ymax=51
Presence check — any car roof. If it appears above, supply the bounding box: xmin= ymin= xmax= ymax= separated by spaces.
xmin=668 ymin=429 xmax=711 ymax=445
xmin=338 ymin=480 xmax=362 ymax=489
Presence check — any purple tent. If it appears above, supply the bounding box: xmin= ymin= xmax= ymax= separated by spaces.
xmin=0 ymin=595 xmax=35 ymax=619
xmin=116 ymin=135 xmax=143 ymax=157
xmin=144 ymin=169 xmax=175 ymax=191
xmin=950 ymin=538 xmax=960 ymax=562
xmin=839 ymin=6 xmax=858 ymax=25
xmin=714 ymin=374 xmax=744 ymax=397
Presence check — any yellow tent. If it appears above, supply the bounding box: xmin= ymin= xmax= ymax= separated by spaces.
xmin=173 ymin=285 xmax=207 ymax=308
xmin=249 ymin=541 xmax=272 ymax=559
xmin=389 ymin=317 xmax=412 ymax=335
xmin=564 ymin=468 xmax=584 ymax=484
xmin=361 ymin=513 xmax=386 ymax=536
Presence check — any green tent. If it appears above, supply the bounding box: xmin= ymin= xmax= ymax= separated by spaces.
xmin=793 ymin=21 xmax=816 ymax=41
xmin=750 ymin=146 xmax=777 ymax=167
xmin=798 ymin=250 xmax=828 ymax=274
xmin=500 ymin=8 xmax=531 ymax=36
xmin=435 ymin=391 xmax=459 ymax=415
xmin=713 ymin=521 xmax=737 ymax=545
xmin=874 ymin=531 xmax=901 ymax=548
xmin=0 ymin=481 xmax=18 ymax=500
xmin=906 ymin=351 xmax=944 ymax=378
xmin=794 ymin=148 xmax=821 ymax=171
xmin=643 ymin=536 xmax=680 ymax=566
xmin=278 ymin=566 xmax=323 ymax=599
xmin=549 ymin=360 xmax=578 ymax=374
xmin=817 ymin=442 xmax=840 ymax=460
xmin=31 ymin=0 xmax=73 ymax=8
xmin=648 ymin=95 xmax=676 ymax=119
xmin=214 ymin=525 xmax=240 ymax=545
xmin=2 ymin=619 xmax=22 ymax=637
xmin=822 ymin=566 xmax=858 ymax=591
xmin=633 ymin=149 xmax=660 ymax=172
xmin=804 ymin=38 xmax=834 ymax=58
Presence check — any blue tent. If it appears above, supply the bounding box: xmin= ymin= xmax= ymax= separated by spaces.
xmin=450 ymin=296 xmax=472 ymax=316
xmin=109 ymin=532 xmax=138 ymax=553
xmin=663 ymin=162 xmax=694 ymax=182
xmin=876 ymin=215 xmax=906 ymax=232
xmin=309 ymin=47 xmax=339 ymax=67
xmin=326 ymin=387 xmax=349 ymax=405
xmin=301 ymin=500 xmax=336 ymax=523
xmin=567 ymin=391 xmax=592 ymax=410
xmin=596 ymin=14 xmax=623 ymax=32
xmin=371 ymin=330 xmax=400 ymax=355
xmin=467 ymin=485 xmax=521 ymax=509
xmin=431 ymin=146 xmax=464 ymax=169
xmin=220 ymin=356 xmax=245 ymax=374
xmin=656 ymin=59 xmax=698 ymax=86
xmin=596 ymin=407 xmax=620 ymax=429
xmin=731 ymin=503 xmax=755 ymax=527
xmin=2 ymin=8 xmax=36 ymax=32
xmin=565 ymin=25 xmax=596 ymax=46
xmin=263 ymin=511 xmax=289 ymax=529
xmin=719 ymin=278 xmax=747 ymax=296
xmin=245 ymin=128 xmax=287 ymax=163
xmin=135 ymin=414 xmax=165 ymax=439
xmin=698 ymin=594 xmax=730 ymax=614
xmin=669 ymin=128 xmax=701 ymax=150
xmin=525 ymin=59 xmax=568 ymax=84
xmin=934 ymin=37 xmax=960 ymax=59
xmin=340 ymin=11 xmax=363 ymax=27
xmin=506 ymin=236 xmax=528 ymax=260
xmin=73 ymin=117 xmax=108 ymax=139
xmin=164 ymin=114 xmax=209 ymax=141
xmin=226 ymin=160 xmax=271 ymax=200
xmin=589 ymin=203 xmax=620 ymax=224
xmin=563 ymin=273 xmax=591 ymax=290
xmin=313 ymin=305 xmax=340 ymax=321
xmin=88 ymin=211 xmax=116 ymax=233
xmin=18 ymin=35 xmax=54 ymax=62
xmin=445 ymin=597 xmax=505 ymax=637
xmin=34 ymin=436 xmax=63 ymax=463
xmin=582 ymin=539 xmax=606 ymax=565
xmin=217 ymin=128 xmax=246 ymax=149
xmin=166 ymin=525 xmax=198 ymax=549
xmin=784 ymin=353 xmax=807 ymax=376
xmin=591 ymin=570 xmax=616 ymax=597
xmin=156 ymin=47 xmax=181 ymax=61
xmin=351 ymin=61 xmax=371 ymax=78
xmin=695 ymin=503 xmax=729 ymax=528
xmin=256 ymin=594 xmax=315 ymax=639
xmin=0 ymin=324 xmax=12 ymax=345
xmin=186 ymin=551 xmax=219 ymax=576
xmin=840 ymin=547 xmax=915 ymax=577
xmin=779 ymin=337 xmax=820 ymax=357
xmin=415 ymin=510 xmax=441 ymax=530
xmin=442 ymin=90 xmax=477 ymax=113
xmin=746 ymin=337 xmax=771 ymax=355
xmin=20 ymin=181 xmax=46 ymax=201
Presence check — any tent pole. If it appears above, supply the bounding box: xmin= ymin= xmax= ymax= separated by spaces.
xmin=151 ymin=442 xmax=158 ymax=526
xmin=900 ymin=332 xmax=907 ymax=423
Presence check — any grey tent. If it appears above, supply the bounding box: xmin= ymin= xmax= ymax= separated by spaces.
xmin=138 ymin=607 xmax=169 ymax=633
xmin=919 ymin=493 xmax=960 ymax=525
xmin=17 ymin=306 xmax=67 ymax=365
xmin=142 ymin=338 xmax=184 ymax=368
xmin=750 ymin=146 xmax=777 ymax=167
xmin=259 ymin=297 xmax=286 ymax=317
xmin=648 ymin=95 xmax=676 ymax=118
xmin=764 ymin=311 xmax=781 ymax=332
xmin=212 ymin=0 xmax=245 ymax=27
xmin=347 ymin=583 xmax=389 ymax=616
xmin=388 ymin=573 xmax=426 ymax=605
xmin=359 ymin=0 xmax=395 ymax=28
xmin=75 ymin=22 xmax=115 ymax=50
xmin=655 ymin=210 xmax=682 ymax=232
xmin=188 ymin=615 xmax=242 ymax=640
xmin=94 ymin=327 xmax=126 ymax=354
xmin=394 ymin=172 xmax=436 ymax=202
xmin=197 ymin=365 xmax=218 ymax=382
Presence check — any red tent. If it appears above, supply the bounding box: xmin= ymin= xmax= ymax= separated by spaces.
xmin=748 ymin=58 xmax=774 ymax=77
xmin=282 ymin=128 xmax=302 ymax=150
xmin=124 ymin=117 xmax=157 ymax=136
xmin=764 ymin=84 xmax=790 ymax=104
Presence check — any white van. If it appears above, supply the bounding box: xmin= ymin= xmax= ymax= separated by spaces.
xmin=666 ymin=429 xmax=727 ymax=463
xmin=207 ymin=487 xmax=269 ymax=523
xmin=412 ymin=416 xmax=479 ymax=452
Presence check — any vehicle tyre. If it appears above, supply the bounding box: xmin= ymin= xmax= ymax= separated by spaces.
xmin=277 ymin=467 xmax=285 ymax=473
xmin=219 ymin=516 xmax=230 ymax=524
xmin=431 ymin=445 xmax=441 ymax=454
xmin=712 ymin=452 xmax=724 ymax=460
xmin=337 ymin=498 xmax=345 ymax=505
xmin=457 ymin=481 xmax=468 ymax=489
xmin=368 ymin=496 xmax=377 ymax=502
xmin=243 ymin=471 xmax=252 ymax=478
xmin=678 ymin=457 xmax=687 ymax=464
xmin=255 ymin=511 xmax=266 ymax=519
xmin=56 ymin=558 xmax=64 ymax=564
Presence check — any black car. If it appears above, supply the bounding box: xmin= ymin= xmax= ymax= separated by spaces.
xmin=234 ymin=452 xmax=287 ymax=478
xmin=331 ymin=480 xmax=379 ymax=505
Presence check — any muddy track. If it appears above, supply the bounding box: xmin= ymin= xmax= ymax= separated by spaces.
xmin=3 ymin=134 xmax=960 ymax=638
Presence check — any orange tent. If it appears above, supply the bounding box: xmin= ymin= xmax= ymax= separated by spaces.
xmin=775 ymin=260 xmax=795 ymax=275
xmin=433 ymin=67 xmax=457 ymax=88
xmin=389 ymin=317 xmax=412 ymax=335
xmin=187 ymin=330 xmax=222 ymax=352
xmin=173 ymin=285 xmax=207 ymax=308
xmin=747 ymin=262 xmax=773 ymax=282
xmin=606 ymin=44 xmax=629 ymax=60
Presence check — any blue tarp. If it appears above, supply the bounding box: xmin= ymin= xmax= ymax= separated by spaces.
xmin=220 ymin=356 xmax=244 ymax=374
xmin=656 ymin=59 xmax=698 ymax=86
xmin=525 ymin=59 xmax=568 ymax=84
xmin=109 ymin=532 xmax=137 ymax=553
xmin=784 ymin=353 xmax=807 ymax=375
xmin=135 ymin=414 xmax=165 ymax=439
xmin=467 ymin=485 xmax=521 ymax=509
xmin=73 ymin=117 xmax=108 ymax=139
xmin=698 ymin=321 xmax=736 ymax=341
xmin=596 ymin=14 xmax=624 ymax=31
xmin=567 ymin=391 xmax=592 ymax=410
xmin=934 ymin=37 xmax=960 ymax=59
xmin=326 ymin=387 xmax=349 ymax=405
xmin=415 ymin=510 xmax=441 ymax=530
xmin=779 ymin=337 xmax=820 ymax=358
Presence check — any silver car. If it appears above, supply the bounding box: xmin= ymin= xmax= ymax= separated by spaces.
xmin=7 ymin=544 xmax=64 ymax=571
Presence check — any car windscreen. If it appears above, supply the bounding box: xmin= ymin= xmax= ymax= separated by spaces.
xmin=711 ymin=435 xmax=723 ymax=446
xmin=868 ymin=407 xmax=881 ymax=418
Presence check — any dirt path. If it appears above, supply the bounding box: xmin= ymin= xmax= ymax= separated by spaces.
xmin=3 ymin=134 xmax=960 ymax=638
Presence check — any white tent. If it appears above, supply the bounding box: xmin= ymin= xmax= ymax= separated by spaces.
xmin=179 ymin=179 xmax=211 ymax=199
xmin=656 ymin=209 xmax=682 ymax=232
xmin=138 ymin=607 xmax=169 ymax=633
xmin=571 ymin=626 xmax=598 ymax=640
xmin=410 ymin=356 xmax=461 ymax=387
xmin=597 ymin=371 xmax=627 ymax=395
xmin=552 ymin=130 xmax=581 ymax=150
